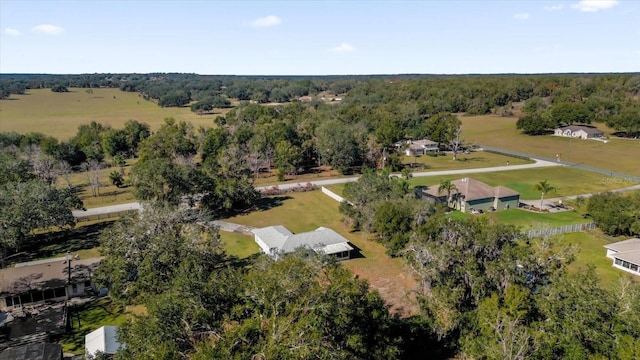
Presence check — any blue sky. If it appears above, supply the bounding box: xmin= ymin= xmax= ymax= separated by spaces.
xmin=1 ymin=0 xmax=638 ymax=75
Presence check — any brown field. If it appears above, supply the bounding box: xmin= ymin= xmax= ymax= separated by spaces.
xmin=460 ymin=114 xmax=640 ymax=176
xmin=0 ymin=88 xmax=230 ymax=140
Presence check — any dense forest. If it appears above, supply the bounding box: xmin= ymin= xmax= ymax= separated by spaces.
xmin=1 ymin=73 xmax=640 ymax=359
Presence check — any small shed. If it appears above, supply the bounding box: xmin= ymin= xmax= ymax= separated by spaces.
xmin=85 ymin=325 xmax=123 ymax=358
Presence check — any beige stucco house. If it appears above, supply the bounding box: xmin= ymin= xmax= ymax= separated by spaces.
xmin=553 ymin=125 xmax=604 ymax=139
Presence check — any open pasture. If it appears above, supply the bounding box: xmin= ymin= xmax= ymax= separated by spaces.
xmin=0 ymin=88 xmax=229 ymax=140
xmin=460 ymin=115 xmax=640 ymax=177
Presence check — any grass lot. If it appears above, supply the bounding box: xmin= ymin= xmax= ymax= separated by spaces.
xmin=409 ymin=166 xmax=627 ymax=200
xmin=59 ymin=298 xmax=130 ymax=354
xmin=460 ymin=114 xmax=640 ymax=177
xmin=328 ymin=166 xmax=628 ymax=200
xmin=219 ymin=232 xmax=260 ymax=259
xmin=224 ymin=191 xmax=419 ymax=316
xmin=559 ymin=231 xmax=639 ymax=286
xmin=64 ymin=161 xmax=138 ymax=208
xmin=0 ymin=88 xmax=230 ymax=140
xmin=401 ymin=150 xmax=532 ymax=170
xmin=484 ymin=209 xmax=588 ymax=229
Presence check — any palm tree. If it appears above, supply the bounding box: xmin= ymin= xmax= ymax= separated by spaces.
xmin=533 ymin=179 xmax=555 ymax=212
xmin=438 ymin=179 xmax=458 ymax=208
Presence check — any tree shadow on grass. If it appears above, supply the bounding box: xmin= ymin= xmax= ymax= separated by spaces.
xmin=250 ymin=196 xmax=292 ymax=213
xmin=7 ymin=222 xmax=115 ymax=265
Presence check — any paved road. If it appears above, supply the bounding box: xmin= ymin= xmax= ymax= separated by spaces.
xmin=75 ymin=157 xmax=559 ymax=219
xmin=74 ymin=146 xmax=640 ymax=219
xmin=520 ymin=183 xmax=640 ymax=211
xmin=256 ymin=157 xmax=560 ymax=191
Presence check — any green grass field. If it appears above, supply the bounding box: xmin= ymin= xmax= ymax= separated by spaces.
xmin=219 ymin=232 xmax=260 ymax=259
xmin=328 ymin=166 xmax=629 ymax=200
xmin=561 ymin=231 xmax=639 ymax=286
xmin=224 ymin=191 xmax=419 ymax=316
xmin=59 ymin=298 xmax=129 ymax=354
xmin=460 ymin=114 xmax=640 ymax=177
xmin=401 ymin=150 xmax=532 ymax=170
xmin=0 ymin=88 xmax=229 ymax=140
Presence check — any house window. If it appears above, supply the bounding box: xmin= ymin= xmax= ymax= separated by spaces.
xmin=5 ymin=297 xmax=12 ymax=307
xmin=631 ymin=264 xmax=638 ymax=272
xmin=54 ymin=287 xmax=66 ymax=298
xmin=615 ymin=258 xmax=623 ymax=266
xmin=72 ymin=284 xmax=78 ymax=294
xmin=44 ymin=289 xmax=55 ymax=300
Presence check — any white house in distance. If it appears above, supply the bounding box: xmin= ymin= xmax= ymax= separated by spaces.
xmin=553 ymin=125 xmax=605 ymax=139
xmin=394 ymin=139 xmax=439 ymax=156
xmin=252 ymin=225 xmax=354 ymax=260
xmin=85 ymin=325 xmax=124 ymax=358
xmin=604 ymin=238 xmax=640 ymax=276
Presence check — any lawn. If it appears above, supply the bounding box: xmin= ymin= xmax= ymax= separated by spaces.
xmin=401 ymin=150 xmax=532 ymax=170
xmin=408 ymin=166 xmax=628 ymax=200
xmin=328 ymin=166 xmax=629 ymax=200
xmin=219 ymin=231 xmax=260 ymax=259
xmin=484 ymin=208 xmax=588 ymax=229
xmin=224 ymin=191 xmax=420 ymax=316
xmin=63 ymin=160 xmax=138 ymax=209
xmin=559 ymin=231 xmax=639 ymax=286
xmin=0 ymin=88 xmax=231 ymax=140
xmin=59 ymin=298 xmax=130 ymax=355
xmin=459 ymin=114 xmax=640 ymax=177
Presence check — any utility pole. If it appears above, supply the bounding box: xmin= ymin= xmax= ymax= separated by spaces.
xmin=65 ymin=251 xmax=73 ymax=333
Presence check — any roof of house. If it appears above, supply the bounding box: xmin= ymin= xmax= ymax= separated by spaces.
xmin=0 ymin=257 xmax=102 ymax=295
xmin=85 ymin=325 xmax=123 ymax=356
xmin=253 ymin=226 xmax=353 ymax=255
xmin=394 ymin=139 xmax=439 ymax=149
xmin=0 ymin=343 xmax=62 ymax=360
xmin=605 ymin=238 xmax=640 ymax=265
xmin=422 ymin=178 xmax=520 ymax=201
xmin=557 ymin=125 xmax=604 ymax=135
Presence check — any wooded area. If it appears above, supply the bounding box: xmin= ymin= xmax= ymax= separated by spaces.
xmin=1 ymin=72 xmax=639 ymax=359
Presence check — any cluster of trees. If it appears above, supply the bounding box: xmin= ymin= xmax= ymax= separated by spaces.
xmin=0 ymin=120 xmax=150 ymax=167
xmin=516 ymin=78 xmax=640 ymax=136
xmin=337 ymin=172 xmax=640 ymax=358
xmin=587 ymin=191 xmax=640 ymax=236
xmin=96 ymin=207 xmax=412 ymax=359
xmin=0 ymin=147 xmax=83 ymax=267
xmin=130 ymin=118 xmax=258 ymax=212
xmin=95 ymin=187 xmax=640 ymax=359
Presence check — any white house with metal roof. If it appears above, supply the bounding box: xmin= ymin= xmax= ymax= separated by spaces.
xmin=252 ymin=226 xmax=354 ymax=260
xmin=604 ymin=238 xmax=640 ymax=276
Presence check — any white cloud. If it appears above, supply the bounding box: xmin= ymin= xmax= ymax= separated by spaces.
xmin=251 ymin=15 xmax=282 ymax=28
xmin=544 ymin=4 xmax=565 ymax=11
xmin=571 ymin=0 xmax=618 ymax=12
xmin=31 ymin=24 xmax=65 ymax=35
xmin=514 ymin=13 xmax=530 ymax=20
xmin=331 ymin=43 xmax=356 ymax=53
xmin=3 ymin=28 xmax=21 ymax=36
